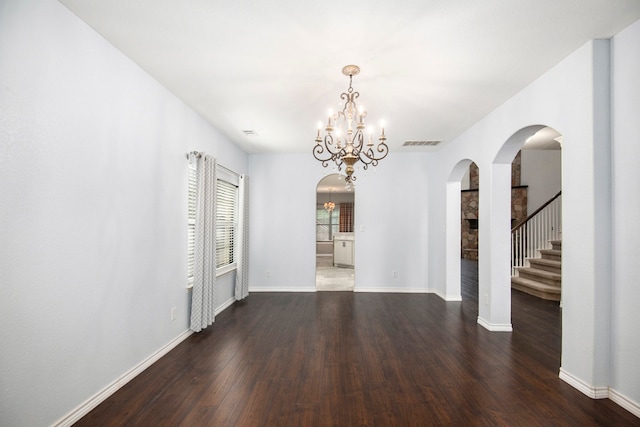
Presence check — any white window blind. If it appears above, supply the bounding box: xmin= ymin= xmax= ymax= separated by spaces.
xmin=216 ymin=179 xmax=238 ymax=269
xmin=187 ymin=164 xmax=197 ymax=285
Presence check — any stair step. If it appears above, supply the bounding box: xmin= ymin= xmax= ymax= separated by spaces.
xmin=516 ymin=267 xmax=561 ymax=286
xmin=511 ymin=276 xmax=561 ymax=301
xmin=528 ymin=258 xmax=561 ymax=274
xmin=539 ymin=248 xmax=561 ymax=261
xmin=549 ymin=240 xmax=562 ymax=251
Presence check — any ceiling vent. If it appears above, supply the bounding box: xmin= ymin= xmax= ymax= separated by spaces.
xmin=242 ymin=129 xmax=258 ymax=136
xmin=402 ymin=140 xmax=442 ymax=147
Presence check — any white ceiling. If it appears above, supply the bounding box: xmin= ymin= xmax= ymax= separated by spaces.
xmin=58 ymin=0 xmax=640 ymax=155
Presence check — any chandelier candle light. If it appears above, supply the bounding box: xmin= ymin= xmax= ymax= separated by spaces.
xmin=313 ymin=65 xmax=388 ymax=184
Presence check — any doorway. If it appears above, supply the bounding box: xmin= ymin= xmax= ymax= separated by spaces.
xmin=315 ymin=174 xmax=355 ymax=291
xmin=446 ymin=126 xmax=563 ymax=329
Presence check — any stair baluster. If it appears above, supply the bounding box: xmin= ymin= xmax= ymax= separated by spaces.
xmin=510 ymin=191 xmax=562 ymax=301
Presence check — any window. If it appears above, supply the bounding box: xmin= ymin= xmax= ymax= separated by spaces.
xmin=187 ymin=166 xmax=238 ymax=286
xmin=187 ymin=164 xmax=197 ymax=286
xmin=215 ymin=179 xmax=238 ymax=269
xmin=316 ymin=205 xmax=340 ymax=241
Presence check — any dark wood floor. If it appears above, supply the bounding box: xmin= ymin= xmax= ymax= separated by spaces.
xmin=76 ymin=260 xmax=639 ymax=426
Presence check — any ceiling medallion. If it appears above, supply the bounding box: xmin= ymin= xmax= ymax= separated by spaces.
xmin=313 ymin=65 xmax=388 ymax=185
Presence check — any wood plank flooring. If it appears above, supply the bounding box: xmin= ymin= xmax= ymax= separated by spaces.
xmin=75 ymin=260 xmax=639 ymax=426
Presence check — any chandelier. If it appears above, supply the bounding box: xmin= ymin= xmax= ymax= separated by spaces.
xmin=313 ymin=65 xmax=388 ymax=184
xmin=324 ymin=188 xmax=335 ymax=213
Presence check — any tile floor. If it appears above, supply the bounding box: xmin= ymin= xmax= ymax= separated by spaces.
xmin=316 ymin=255 xmax=354 ymax=291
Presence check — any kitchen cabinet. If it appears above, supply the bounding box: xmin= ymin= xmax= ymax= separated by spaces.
xmin=333 ymin=233 xmax=355 ymax=267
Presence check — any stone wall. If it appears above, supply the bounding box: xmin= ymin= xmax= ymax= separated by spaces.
xmin=469 ymin=162 xmax=479 ymax=189
xmin=461 ymin=189 xmax=479 ymax=260
xmin=511 ymin=151 xmax=521 ymax=187
xmin=511 ymin=186 xmax=528 ymax=227
xmin=461 ymin=155 xmax=527 ymax=260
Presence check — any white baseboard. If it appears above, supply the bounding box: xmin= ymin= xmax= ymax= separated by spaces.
xmin=609 ymin=388 xmax=640 ymax=418
xmin=249 ymin=286 xmax=436 ymax=294
xmin=354 ymin=287 xmax=431 ymax=293
xmin=432 ymin=288 xmax=462 ymax=301
xmin=432 ymin=289 xmax=447 ymax=300
xmin=53 ymin=298 xmax=238 ymax=427
xmin=216 ymin=296 xmax=236 ymax=315
xmin=559 ymin=368 xmax=640 ymax=418
xmin=249 ymin=287 xmax=442 ymax=294
xmin=559 ymin=368 xmax=608 ymax=399
xmin=477 ymin=316 xmax=513 ymax=332
xmin=53 ymin=329 xmax=194 ymax=427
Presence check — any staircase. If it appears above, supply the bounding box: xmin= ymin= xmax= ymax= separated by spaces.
xmin=511 ymin=240 xmax=561 ymax=301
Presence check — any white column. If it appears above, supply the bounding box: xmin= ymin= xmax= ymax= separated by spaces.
xmin=477 ymin=162 xmax=513 ymax=331
xmin=559 ymin=39 xmax=612 ymax=394
xmin=445 ymin=180 xmax=463 ymax=301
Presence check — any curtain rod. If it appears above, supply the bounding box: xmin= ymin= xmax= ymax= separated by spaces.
xmin=186 ymin=151 xmax=239 ymax=177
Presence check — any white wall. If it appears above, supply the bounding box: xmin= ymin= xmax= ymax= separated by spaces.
xmin=0 ymin=1 xmax=248 ymax=425
xmin=611 ymin=18 xmax=640 ymax=410
xmin=427 ymin=24 xmax=640 ymax=413
xmin=2 ymin=1 xmax=637 ymax=423
xmin=249 ymin=152 xmax=433 ymax=293
xmin=352 ymin=154 xmax=431 ymax=292
xmin=520 ymin=149 xmax=562 ymax=212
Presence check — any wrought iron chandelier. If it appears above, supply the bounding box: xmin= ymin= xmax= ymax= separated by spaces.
xmin=313 ymin=65 xmax=388 ymax=184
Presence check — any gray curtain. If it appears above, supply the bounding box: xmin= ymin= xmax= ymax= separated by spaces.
xmin=235 ymin=174 xmax=250 ymax=300
xmin=190 ymin=154 xmax=217 ymax=332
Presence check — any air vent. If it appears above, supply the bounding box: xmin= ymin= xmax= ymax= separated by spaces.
xmin=242 ymin=130 xmax=258 ymax=136
xmin=403 ymin=140 xmax=442 ymax=146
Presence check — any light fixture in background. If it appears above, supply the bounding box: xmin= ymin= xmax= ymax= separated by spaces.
xmin=313 ymin=65 xmax=388 ymax=184
xmin=324 ymin=188 xmax=335 ymax=213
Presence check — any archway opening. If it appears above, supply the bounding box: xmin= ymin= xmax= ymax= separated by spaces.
xmin=315 ymin=174 xmax=355 ymax=291
xmin=461 ymin=162 xmax=480 ymax=263
xmin=496 ymin=125 xmax=563 ymax=304
xmin=444 ymin=158 xmax=475 ymax=302
xmin=444 ymin=125 xmax=562 ymax=331
xmin=506 ymin=127 xmax=563 ymax=303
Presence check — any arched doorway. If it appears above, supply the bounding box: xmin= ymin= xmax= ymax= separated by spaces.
xmin=508 ymin=127 xmax=563 ymax=303
xmin=315 ymin=174 xmax=355 ymax=291
xmin=444 ymin=158 xmax=475 ymax=302
xmin=445 ymin=125 xmax=562 ymax=330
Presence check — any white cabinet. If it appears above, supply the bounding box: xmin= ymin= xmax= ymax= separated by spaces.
xmin=333 ymin=234 xmax=354 ymax=267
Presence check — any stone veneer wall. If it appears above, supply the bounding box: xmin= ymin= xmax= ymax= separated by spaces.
xmin=461 ymin=154 xmax=527 ymax=260
xmin=511 ymin=151 xmax=522 ymax=187
xmin=461 ymin=189 xmax=479 ymax=260
xmin=511 ymin=187 xmax=528 ymax=227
